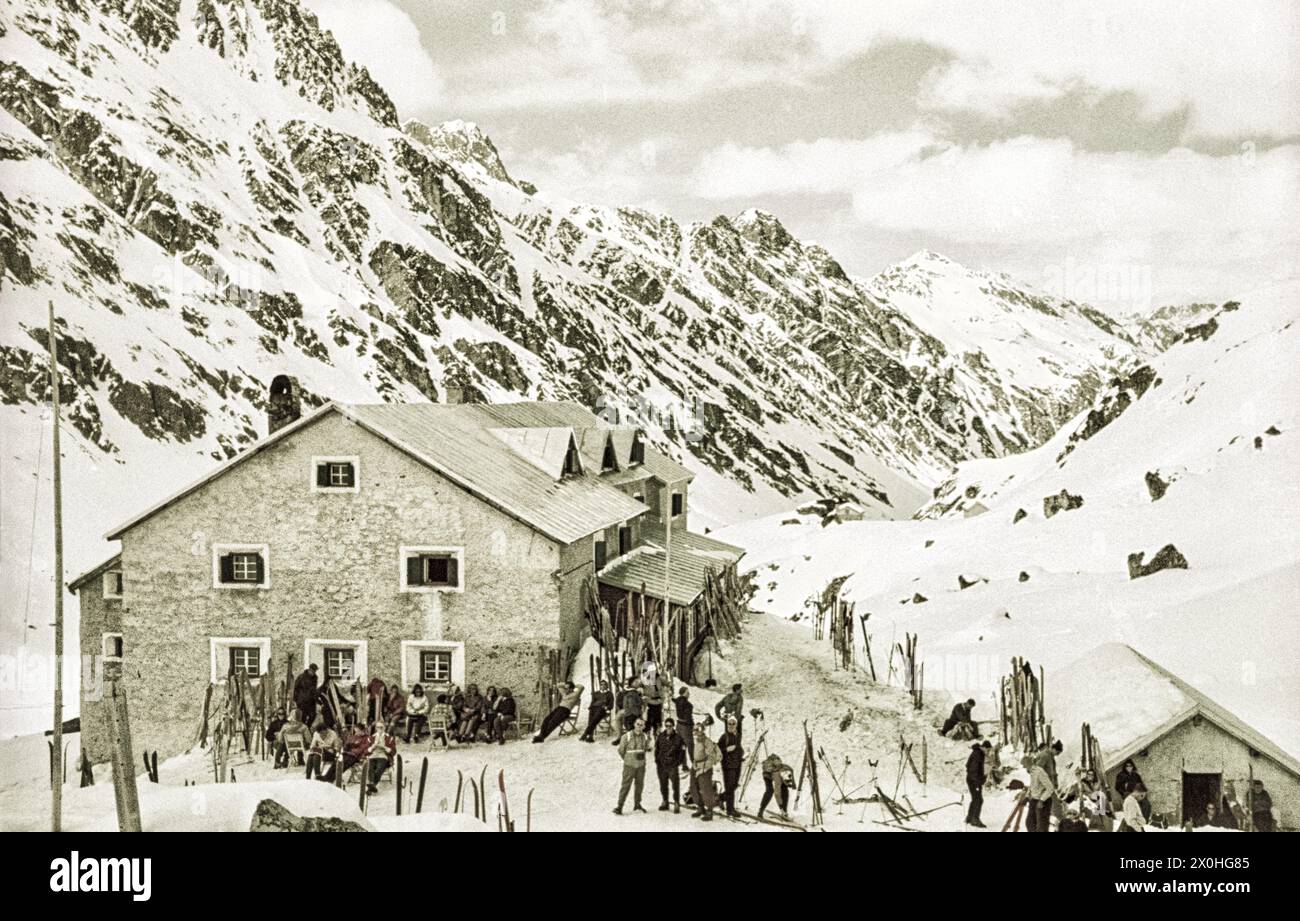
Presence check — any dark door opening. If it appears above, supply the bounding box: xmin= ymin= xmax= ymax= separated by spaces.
xmin=1182 ymin=772 xmax=1222 ymax=825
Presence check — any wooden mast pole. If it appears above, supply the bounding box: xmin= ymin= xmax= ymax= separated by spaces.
xmin=47 ymin=300 xmax=64 ymax=832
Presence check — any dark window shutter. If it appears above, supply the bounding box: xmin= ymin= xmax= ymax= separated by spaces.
xmin=406 ymin=555 xmax=424 ymax=586
xmin=228 ymin=648 xmax=238 ymax=676
xmin=219 ymin=554 xmax=234 ymax=583
xmin=620 ymin=527 xmax=631 ymax=555
xmin=594 ymin=540 xmax=607 ymax=570
xmin=254 ymin=553 xmax=265 ymax=584
xmin=446 ymin=556 xmax=459 ymax=588
xmin=316 ymin=463 xmax=329 ymax=487
xmin=342 ymin=463 xmax=355 ymax=487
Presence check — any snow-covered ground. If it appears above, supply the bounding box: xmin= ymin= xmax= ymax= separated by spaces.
xmin=719 ymin=281 xmax=1300 ymax=761
xmin=0 ymin=613 xmax=1011 ymax=832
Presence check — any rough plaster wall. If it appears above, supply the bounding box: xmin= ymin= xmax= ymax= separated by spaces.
xmin=76 ymin=587 xmax=121 ymax=763
xmin=114 ymin=411 xmax=562 ymax=758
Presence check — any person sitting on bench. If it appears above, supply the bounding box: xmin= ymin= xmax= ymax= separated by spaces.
xmin=491 ymin=688 xmax=517 ymax=744
xmin=275 ymin=708 xmax=311 ymax=768
xmin=364 ymin=720 xmax=397 ymax=793
xmin=404 ymin=684 xmax=430 ymax=742
xmin=306 ymin=723 xmax=342 ymax=781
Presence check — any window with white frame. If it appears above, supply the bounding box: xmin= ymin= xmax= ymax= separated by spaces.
xmin=102 ymin=570 xmax=124 ymax=600
xmin=212 ymin=544 xmax=270 ymax=589
xmin=420 ymin=650 xmax=452 ymax=684
xmin=312 ymin=456 xmax=359 ymax=492
xmin=209 ymin=637 xmax=270 ymax=683
xmin=229 ymin=646 xmax=261 ymax=677
xmin=324 ymin=646 xmax=356 ymax=680
xmin=400 ymin=546 xmax=464 ymax=592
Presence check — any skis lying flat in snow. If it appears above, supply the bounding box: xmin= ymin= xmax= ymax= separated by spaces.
xmin=734 ymin=810 xmax=809 ymax=832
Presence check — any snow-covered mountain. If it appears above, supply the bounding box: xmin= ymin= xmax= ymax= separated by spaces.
xmin=721 ymin=282 xmax=1300 ymax=756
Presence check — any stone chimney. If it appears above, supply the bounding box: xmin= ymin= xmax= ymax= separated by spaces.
xmin=268 ymin=374 xmax=301 ymax=436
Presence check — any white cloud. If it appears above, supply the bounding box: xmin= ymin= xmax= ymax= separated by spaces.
xmin=302 ymin=0 xmax=443 ymax=117
xmin=689 ymin=132 xmax=1300 ymax=301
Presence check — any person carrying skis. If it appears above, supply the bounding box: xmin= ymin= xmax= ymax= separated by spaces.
xmin=613 ymin=717 xmax=651 ymax=815
xmin=965 ymin=740 xmax=991 ymax=827
xmin=689 ymin=717 xmax=721 ymax=821
xmin=717 ymin=715 xmax=744 ymax=817
xmin=580 ymin=681 xmax=614 ymax=742
xmin=293 ymin=664 xmax=319 ymax=728
xmin=714 ymin=684 xmax=745 ymax=740
xmin=654 ymin=716 xmax=686 ymax=812
xmin=758 ymin=753 xmax=794 ymax=820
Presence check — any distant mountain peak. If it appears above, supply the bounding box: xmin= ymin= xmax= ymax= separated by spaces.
xmin=733 ymin=208 xmax=794 ymax=252
xmin=404 ymin=118 xmax=514 ymax=186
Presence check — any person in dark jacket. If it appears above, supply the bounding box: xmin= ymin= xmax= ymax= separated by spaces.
xmin=1249 ymin=780 xmax=1275 ymax=832
xmin=1114 ymin=760 xmax=1143 ymax=799
xmin=1196 ymin=801 xmax=1235 ymax=829
xmin=534 ymin=682 xmax=583 ymax=743
xmin=758 ymin=753 xmax=794 ymax=819
xmin=490 ymin=688 xmax=517 ymax=744
xmin=941 ymin=698 xmax=976 ymax=737
xmin=714 ymin=684 xmax=744 ymax=740
xmin=293 ymin=665 xmax=319 ymax=728
xmin=1058 ymin=807 xmax=1088 ymax=832
xmin=716 ymin=716 xmax=744 ymax=817
xmin=674 ymin=687 xmax=695 ymax=761
xmin=265 ymin=708 xmax=287 ymax=748
xmin=965 ymin=740 xmax=990 ymax=827
xmin=654 ymin=717 xmax=686 ymax=812
xmin=580 ymin=681 xmax=614 ymax=742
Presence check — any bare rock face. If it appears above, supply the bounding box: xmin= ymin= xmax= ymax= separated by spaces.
xmin=1127 ymin=544 xmax=1189 ymax=580
xmin=912 ymin=592 xmax=928 ymax=604
xmin=1012 ymin=508 xmax=1027 ymax=524
xmin=957 ymin=574 xmax=986 ymax=590
xmin=1145 ymin=470 xmax=1170 ymax=501
xmin=1018 ymin=571 xmax=1031 ymax=582
xmin=249 ymin=799 xmax=367 ymax=833
xmin=1042 ymin=489 xmax=1084 ymax=518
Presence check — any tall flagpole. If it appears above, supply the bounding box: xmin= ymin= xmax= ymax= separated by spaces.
xmin=48 ymin=300 xmax=65 ymax=832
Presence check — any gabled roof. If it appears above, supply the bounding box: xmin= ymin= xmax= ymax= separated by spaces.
xmin=1049 ymin=643 xmax=1300 ymax=780
xmin=106 ymin=402 xmax=654 ymax=546
xmin=68 ymin=553 xmax=122 ymax=594
xmin=599 ymin=520 xmax=744 ymax=607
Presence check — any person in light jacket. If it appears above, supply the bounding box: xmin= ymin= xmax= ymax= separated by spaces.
xmin=690 ymin=717 xmax=721 ymax=821
xmin=404 ymin=684 xmax=430 ymax=743
xmin=1120 ymin=784 xmax=1148 ymax=832
xmin=305 ymin=724 xmax=342 ymax=781
xmin=613 ymin=717 xmax=651 ymax=815
xmin=1027 ymin=760 xmax=1055 ymax=832
xmin=534 ymin=681 xmax=583 ymax=743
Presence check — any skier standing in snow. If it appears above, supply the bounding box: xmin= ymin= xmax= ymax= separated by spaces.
xmin=714 ymin=683 xmax=745 ymax=740
xmin=717 ymin=715 xmax=744 ymax=818
xmin=643 ymin=670 xmax=665 ymax=734
xmin=293 ymin=664 xmax=318 ymax=729
xmin=690 ymin=717 xmax=721 ymax=821
xmin=674 ymin=686 xmax=695 ymax=761
xmin=965 ymin=740 xmax=991 ymax=827
xmin=1026 ymin=758 xmax=1055 ymax=832
xmin=580 ymin=680 xmax=614 ymax=742
xmin=613 ymin=678 xmax=644 ymax=745
xmin=655 ymin=716 xmax=686 ymax=812
xmin=613 ymin=717 xmax=651 ymax=815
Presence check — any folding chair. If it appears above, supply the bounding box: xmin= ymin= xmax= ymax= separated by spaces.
xmin=427 ymin=714 xmax=455 ymax=750
xmin=282 ymin=735 xmax=307 ymax=768
xmin=558 ymin=702 xmax=581 ymax=737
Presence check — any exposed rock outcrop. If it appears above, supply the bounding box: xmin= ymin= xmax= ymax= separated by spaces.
xmin=1127 ymin=544 xmax=1189 ymax=580
xmin=249 ymin=799 xmax=367 ymax=832
xmin=1042 ymin=489 xmax=1084 ymax=518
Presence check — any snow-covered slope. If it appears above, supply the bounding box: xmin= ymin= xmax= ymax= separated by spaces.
xmin=0 ymin=0 xmax=1202 ymax=734
xmin=720 ymin=283 xmax=1300 ymax=758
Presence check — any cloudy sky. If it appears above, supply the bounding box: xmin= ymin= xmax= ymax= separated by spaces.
xmin=303 ymin=0 xmax=1299 ymax=306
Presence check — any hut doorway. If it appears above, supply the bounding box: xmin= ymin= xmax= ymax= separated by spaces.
xmin=1182 ymin=771 xmax=1222 ymax=824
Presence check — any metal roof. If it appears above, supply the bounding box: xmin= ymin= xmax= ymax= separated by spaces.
xmin=598 ymin=520 xmax=744 ymax=607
